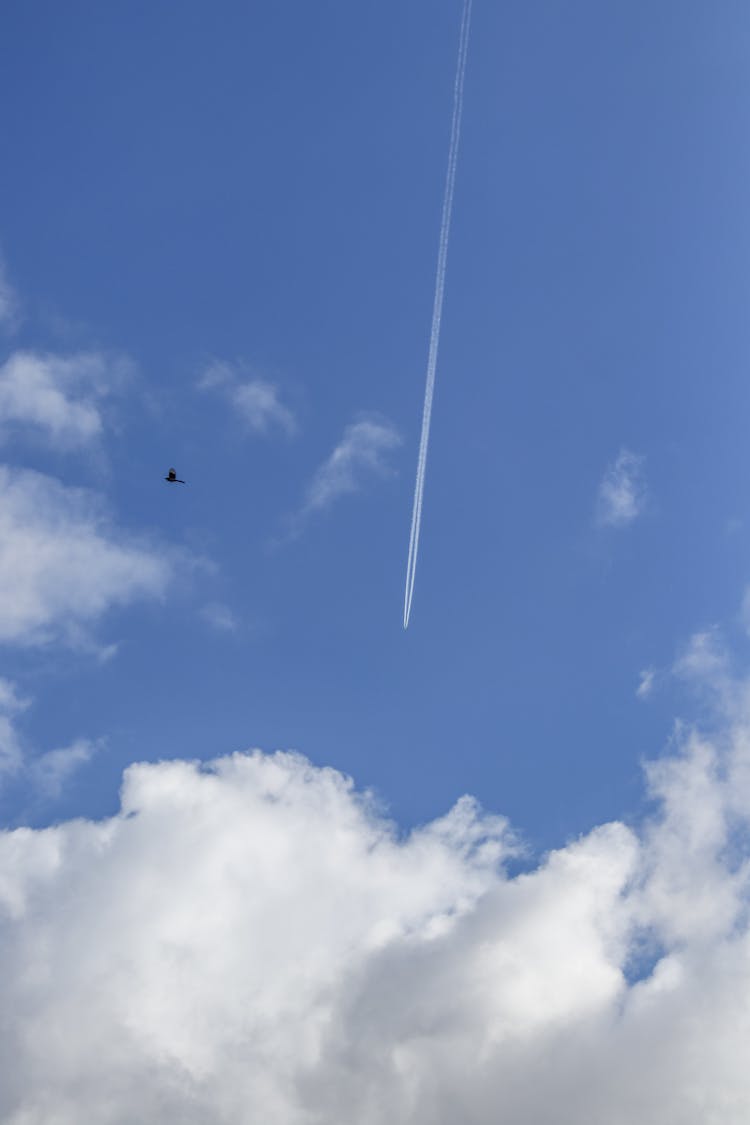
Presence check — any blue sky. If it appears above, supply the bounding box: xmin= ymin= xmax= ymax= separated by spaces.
xmin=6 ymin=5 xmax=750 ymax=1121
xmin=2 ymin=0 xmax=750 ymax=848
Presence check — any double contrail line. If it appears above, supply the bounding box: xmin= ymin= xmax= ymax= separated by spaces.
xmin=403 ymin=0 xmax=473 ymax=629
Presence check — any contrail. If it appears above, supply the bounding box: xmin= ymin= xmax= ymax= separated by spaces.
xmin=403 ymin=0 xmax=473 ymax=629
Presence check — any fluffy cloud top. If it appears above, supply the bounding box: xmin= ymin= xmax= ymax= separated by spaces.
xmin=1 ymin=668 xmax=750 ymax=1122
xmin=0 ymin=350 xmax=130 ymax=450
xmin=596 ymin=448 xmax=646 ymax=528
xmin=0 ymin=465 xmax=172 ymax=646
xmin=199 ymin=360 xmax=296 ymax=436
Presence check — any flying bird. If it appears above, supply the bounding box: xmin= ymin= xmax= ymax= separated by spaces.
xmin=164 ymin=468 xmax=185 ymax=483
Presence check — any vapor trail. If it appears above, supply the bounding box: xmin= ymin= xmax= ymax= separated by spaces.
xmin=403 ymin=0 xmax=473 ymax=629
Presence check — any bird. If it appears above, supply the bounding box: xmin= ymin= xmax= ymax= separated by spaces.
xmin=164 ymin=468 xmax=186 ymax=483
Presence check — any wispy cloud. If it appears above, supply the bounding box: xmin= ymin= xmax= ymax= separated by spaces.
xmin=674 ymin=628 xmax=729 ymax=686
xmin=303 ymin=417 xmax=401 ymax=514
xmin=636 ymin=667 xmax=656 ymax=700
xmin=0 ymin=252 xmax=21 ymax=333
xmin=0 ymin=679 xmax=100 ymax=798
xmin=0 ymin=465 xmax=174 ymax=648
xmin=0 ymin=678 xmax=29 ymax=777
xmin=200 ymin=602 xmax=238 ymax=633
xmin=739 ymin=587 xmax=750 ymax=636
xmin=199 ymin=360 xmax=296 ymax=436
xmin=596 ymin=448 xmax=646 ymax=527
xmin=278 ymin=416 xmax=401 ymax=541
xmin=29 ymin=738 xmax=103 ymax=800
xmin=671 ymin=627 xmax=734 ymax=715
xmin=0 ymin=350 xmax=132 ymax=451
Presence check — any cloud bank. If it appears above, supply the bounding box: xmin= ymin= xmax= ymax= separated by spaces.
xmin=1 ymin=653 xmax=750 ymax=1123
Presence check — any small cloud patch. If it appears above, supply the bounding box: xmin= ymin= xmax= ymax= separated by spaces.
xmin=596 ymin=448 xmax=646 ymax=528
xmin=0 ymin=253 xmax=20 ymax=333
xmin=303 ymin=416 xmax=401 ymax=516
xmin=201 ymin=602 xmax=238 ymax=633
xmin=199 ymin=360 xmax=296 ymax=437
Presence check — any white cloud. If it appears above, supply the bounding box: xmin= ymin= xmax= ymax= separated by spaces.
xmin=2 ymin=672 xmax=750 ymax=1121
xmin=674 ymin=629 xmax=727 ymax=680
xmin=304 ymin=417 xmax=402 ymax=514
xmin=0 ymin=465 xmax=173 ymax=646
xmin=0 ymin=678 xmax=29 ymax=776
xmin=0 ymin=680 xmax=99 ymax=797
xmin=740 ymin=586 xmax=750 ymax=635
xmin=0 ymin=254 xmax=21 ymax=333
xmin=199 ymin=360 xmax=295 ymax=436
xmin=672 ymin=628 xmax=732 ymax=713
xmin=0 ymin=350 xmax=131 ymax=451
xmin=200 ymin=602 xmax=238 ymax=632
xmin=29 ymin=738 xmax=103 ymax=800
xmin=596 ymin=449 xmax=646 ymax=528
xmin=636 ymin=667 xmax=656 ymax=699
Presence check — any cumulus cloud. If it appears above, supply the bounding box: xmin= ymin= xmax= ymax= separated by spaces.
xmin=0 ymin=465 xmax=173 ymax=646
xmin=0 ymin=350 xmax=132 ymax=450
xmin=0 ymin=254 xmax=20 ymax=332
xmin=596 ymin=448 xmax=646 ymax=528
xmin=2 ymin=660 xmax=750 ymax=1122
xmin=199 ymin=360 xmax=296 ymax=436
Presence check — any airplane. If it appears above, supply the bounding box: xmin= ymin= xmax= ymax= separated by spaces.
xmin=164 ymin=468 xmax=185 ymax=483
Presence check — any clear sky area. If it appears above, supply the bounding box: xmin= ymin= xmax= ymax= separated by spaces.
xmin=1 ymin=3 xmax=750 ymax=1121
